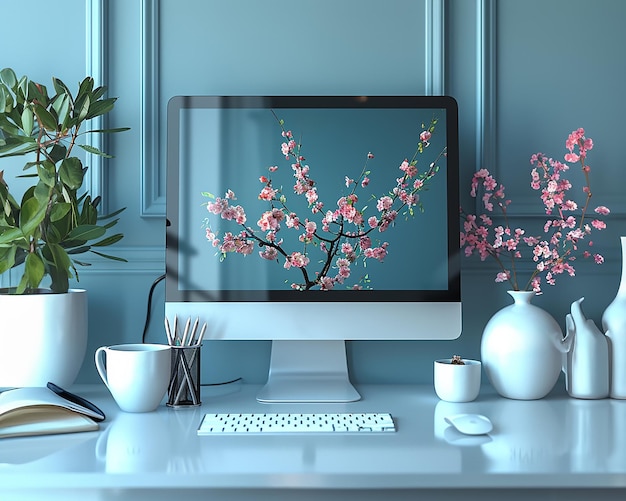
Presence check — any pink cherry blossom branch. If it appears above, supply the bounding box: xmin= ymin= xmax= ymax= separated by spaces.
xmin=461 ymin=128 xmax=610 ymax=293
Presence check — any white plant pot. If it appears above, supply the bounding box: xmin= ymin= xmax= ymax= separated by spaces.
xmin=0 ymin=289 xmax=88 ymax=388
xmin=433 ymin=358 xmax=482 ymax=402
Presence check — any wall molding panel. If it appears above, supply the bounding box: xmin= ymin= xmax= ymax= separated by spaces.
xmin=473 ymin=0 xmax=496 ymax=214
xmin=85 ymin=0 xmax=108 ymax=214
xmin=140 ymin=0 xmax=165 ymax=217
xmin=425 ymin=0 xmax=446 ymax=95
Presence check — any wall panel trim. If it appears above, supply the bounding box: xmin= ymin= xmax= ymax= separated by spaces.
xmin=475 ymin=0 xmax=496 ymax=188
xmin=85 ymin=0 xmax=107 ymax=213
xmin=140 ymin=0 xmax=165 ymax=217
xmin=425 ymin=0 xmax=445 ymax=95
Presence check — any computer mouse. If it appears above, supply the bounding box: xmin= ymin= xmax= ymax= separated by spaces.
xmin=444 ymin=413 xmax=492 ymax=435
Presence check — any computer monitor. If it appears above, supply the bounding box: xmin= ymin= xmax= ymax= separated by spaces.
xmin=165 ymin=95 xmax=461 ymax=403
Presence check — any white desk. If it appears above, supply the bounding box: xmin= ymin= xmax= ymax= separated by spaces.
xmin=1 ymin=383 xmax=626 ymax=500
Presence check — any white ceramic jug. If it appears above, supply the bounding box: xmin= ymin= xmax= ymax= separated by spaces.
xmin=563 ymin=297 xmax=609 ymax=399
xmin=602 ymin=236 xmax=626 ymax=399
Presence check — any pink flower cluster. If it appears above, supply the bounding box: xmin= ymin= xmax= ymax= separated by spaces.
xmin=204 ymin=116 xmax=445 ymax=291
xmin=460 ymin=128 xmax=609 ymax=293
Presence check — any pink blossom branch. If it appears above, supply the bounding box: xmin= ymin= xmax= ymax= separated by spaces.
xmin=461 ymin=128 xmax=610 ymax=293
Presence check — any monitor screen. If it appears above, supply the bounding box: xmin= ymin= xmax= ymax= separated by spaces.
xmin=166 ymin=96 xmax=461 ymax=402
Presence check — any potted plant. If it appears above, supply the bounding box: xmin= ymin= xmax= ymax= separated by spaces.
xmin=434 ymin=355 xmax=482 ymax=402
xmin=0 ymin=68 xmax=128 ymax=387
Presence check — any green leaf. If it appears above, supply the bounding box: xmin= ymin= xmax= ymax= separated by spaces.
xmin=17 ymin=76 xmax=29 ymax=101
xmin=28 ymin=80 xmax=48 ymax=106
xmin=52 ymin=77 xmax=72 ymax=101
xmin=98 ymin=206 xmax=125 ymax=220
xmin=21 ymin=107 xmax=33 ymax=136
xmin=78 ymin=76 xmax=94 ymax=97
xmin=0 ymin=137 xmax=38 ymax=157
xmin=0 ymin=68 xmax=17 ymax=90
xmin=34 ymin=103 xmax=58 ymax=132
xmin=78 ymin=196 xmax=97 ymax=225
xmin=0 ymin=114 xmax=23 ymax=137
xmin=15 ymin=272 xmax=29 ymax=294
xmin=37 ymin=160 xmax=56 ymax=187
xmin=102 ymin=218 xmax=120 ymax=230
xmin=33 ymin=179 xmax=52 ymax=205
xmin=24 ymin=251 xmax=45 ymax=289
xmin=76 ymin=94 xmax=90 ymax=121
xmin=44 ymin=220 xmax=64 ymax=244
xmin=48 ymin=143 xmax=67 ymax=163
xmin=0 ymin=244 xmax=16 ymax=273
xmin=91 ymin=85 xmax=107 ymax=101
xmin=86 ymin=97 xmax=116 ymax=119
xmin=44 ymin=243 xmax=71 ymax=293
xmin=84 ymin=127 xmax=131 ymax=134
xmin=52 ymin=94 xmax=70 ymax=126
xmin=0 ymin=85 xmax=8 ymax=113
xmin=19 ymin=196 xmax=47 ymax=236
xmin=66 ymin=224 xmax=106 ymax=242
xmin=66 ymin=245 xmax=90 ymax=255
xmin=78 ymin=143 xmax=112 ymax=158
xmin=90 ymin=249 xmax=128 ymax=262
xmin=92 ymin=233 xmax=123 ymax=247
xmin=0 ymin=227 xmax=25 ymax=245
xmin=59 ymin=157 xmax=84 ymax=190
xmin=50 ymin=202 xmax=71 ymax=222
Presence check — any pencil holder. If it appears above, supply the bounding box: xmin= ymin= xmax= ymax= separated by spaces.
xmin=167 ymin=345 xmax=201 ymax=408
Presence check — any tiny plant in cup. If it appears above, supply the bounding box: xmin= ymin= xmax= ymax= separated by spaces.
xmin=450 ymin=355 xmax=465 ymax=365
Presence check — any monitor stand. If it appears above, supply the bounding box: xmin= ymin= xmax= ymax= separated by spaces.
xmin=256 ymin=340 xmax=362 ymax=403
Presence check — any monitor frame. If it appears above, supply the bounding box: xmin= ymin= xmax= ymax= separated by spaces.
xmin=165 ymin=95 xmax=462 ymax=402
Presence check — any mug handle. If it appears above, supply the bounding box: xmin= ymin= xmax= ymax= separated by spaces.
xmin=94 ymin=346 xmax=111 ymax=390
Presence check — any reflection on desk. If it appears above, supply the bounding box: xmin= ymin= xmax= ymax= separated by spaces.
xmin=1 ymin=383 xmax=626 ymax=499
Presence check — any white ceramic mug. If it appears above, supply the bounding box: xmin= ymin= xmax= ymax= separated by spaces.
xmin=95 ymin=343 xmax=171 ymax=412
xmin=434 ymin=358 xmax=482 ymax=403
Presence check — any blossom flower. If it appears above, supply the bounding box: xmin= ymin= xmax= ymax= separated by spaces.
xmin=376 ymin=196 xmax=393 ymax=212
xmin=460 ymin=128 xmax=609 ymax=293
xmin=284 ymin=251 xmax=310 ymax=269
xmin=259 ymin=185 xmax=277 ymax=201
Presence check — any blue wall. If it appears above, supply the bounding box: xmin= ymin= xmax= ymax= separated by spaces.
xmin=2 ymin=0 xmax=625 ymax=386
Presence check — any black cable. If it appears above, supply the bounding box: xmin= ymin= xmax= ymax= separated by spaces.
xmin=141 ymin=273 xmax=243 ymax=387
xmin=201 ymin=377 xmax=243 ymax=387
xmin=141 ymin=273 xmax=166 ymax=344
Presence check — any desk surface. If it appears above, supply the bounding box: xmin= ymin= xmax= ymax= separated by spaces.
xmin=1 ymin=383 xmax=626 ymax=500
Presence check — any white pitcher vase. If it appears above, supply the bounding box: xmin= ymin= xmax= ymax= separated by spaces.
xmin=563 ymin=297 xmax=609 ymax=399
xmin=481 ymin=290 xmax=567 ymax=400
xmin=602 ymin=236 xmax=626 ymax=399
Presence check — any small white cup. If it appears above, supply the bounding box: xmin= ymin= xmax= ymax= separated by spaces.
xmin=434 ymin=358 xmax=482 ymax=402
xmin=95 ymin=343 xmax=171 ymax=412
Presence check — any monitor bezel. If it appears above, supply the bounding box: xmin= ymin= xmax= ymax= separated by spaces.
xmin=165 ymin=95 xmax=460 ymax=304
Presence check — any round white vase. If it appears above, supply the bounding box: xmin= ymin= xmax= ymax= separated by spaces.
xmin=602 ymin=236 xmax=626 ymax=399
xmin=481 ymin=290 xmax=565 ymax=400
xmin=0 ymin=288 xmax=88 ymax=388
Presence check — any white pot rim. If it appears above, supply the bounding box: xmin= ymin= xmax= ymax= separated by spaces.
xmin=435 ymin=358 xmax=481 ymax=366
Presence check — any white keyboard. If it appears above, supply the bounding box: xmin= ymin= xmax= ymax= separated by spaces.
xmin=197 ymin=412 xmax=396 ymax=434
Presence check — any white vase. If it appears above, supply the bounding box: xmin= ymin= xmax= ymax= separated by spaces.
xmin=481 ymin=290 xmax=565 ymax=400
xmin=0 ymin=289 xmax=88 ymax=388
xmin=602 ymin=236 xmax=626 ymax=399
xmin=563 ymin=297 xmax=609 ymax=399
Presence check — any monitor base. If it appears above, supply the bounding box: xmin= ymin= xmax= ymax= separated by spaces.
xmin=257 ymin=340 xmax=361 ymax=403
